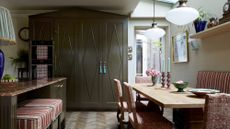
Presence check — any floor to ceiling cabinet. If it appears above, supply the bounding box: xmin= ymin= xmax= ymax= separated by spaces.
xmin=29 ymin=9 xmax=128 ymax=110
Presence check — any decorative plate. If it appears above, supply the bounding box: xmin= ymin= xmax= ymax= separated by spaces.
xmin=188 ymin=88 xmax=220 ymax=97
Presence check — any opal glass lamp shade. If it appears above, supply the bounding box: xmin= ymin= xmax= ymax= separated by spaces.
xmin=0 ymin=6 xmax=16 ymax=45
xmin=144 ymin=23 xmax=165 ymax=40
xmin=0 ymin=6 xmax=16 ymax=79
xmin=166 ymin=7 xmax=199 ymax=26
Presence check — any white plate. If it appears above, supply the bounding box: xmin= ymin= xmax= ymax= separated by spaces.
xmin=188 ymin=88 xmax=220 ymax=97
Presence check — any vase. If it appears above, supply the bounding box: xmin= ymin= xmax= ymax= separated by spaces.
xmin=151 ymin=76 xmax=157 ymax=86
xmin=0 ymin=49 xmax=4 ymax=79
xmin=194 ymin=20 xmax=207 ymax=33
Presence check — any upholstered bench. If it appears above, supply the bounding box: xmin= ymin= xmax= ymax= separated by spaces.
xmin=17 ymin=106 xmax=53 ymax=129
xmin=18 ymin=99 xmax=63 ymax=129
xmin=174 ymin=71 xmax=230 ymax=129
xmin=196 ymin=71 xmax=230 ymax=93
xmin=21 ymin=99 xmax=63 ymax=120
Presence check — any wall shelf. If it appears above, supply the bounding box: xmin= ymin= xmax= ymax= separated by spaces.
xmin=190 ymin=21 xmax=230 ymax=39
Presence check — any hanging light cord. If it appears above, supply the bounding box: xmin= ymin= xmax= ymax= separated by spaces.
xmin=152 ymin=0 xmax=157 ymax=27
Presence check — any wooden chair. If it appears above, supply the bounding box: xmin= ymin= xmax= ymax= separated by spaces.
xmin=204 ymin=93 xmax=230 ymax=129
xmin=135 ymin=76 xmax=152 ymax=102
xmin=114 ymin=79 xmax=155 ymax=129
xmin=123 ymin=82 xmax=173 ymax=129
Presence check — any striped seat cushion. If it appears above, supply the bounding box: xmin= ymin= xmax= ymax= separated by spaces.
xmin=21 ymin=99 xmax=63 ymax=120
xmin=196 ymin=71 xmax=230 ymax=93
xmin=135 ymin=76 xmax=152 ymax=83
xmin=17 ymin=107 xmax=53 ymax=129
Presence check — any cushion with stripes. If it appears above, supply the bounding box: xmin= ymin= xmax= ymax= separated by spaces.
xmin=21 ymin=99 xmax=63 ymax=120
xmin=196 ymin=71 xmax=230 ymax=93
xmin=17 ymin=106 xmax=53 ymax=129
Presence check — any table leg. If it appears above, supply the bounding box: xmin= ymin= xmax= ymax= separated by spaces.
xmin=173 ymin=108 xmax=204 ymax=129
xmin=0 ymin=96 xmax=17 ymax=129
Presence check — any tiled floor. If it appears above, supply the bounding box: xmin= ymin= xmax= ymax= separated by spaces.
xmin=65 ymin=109 xmax=173 ymax=129
xmin=65 ymin=112 xmax=118 ymax=129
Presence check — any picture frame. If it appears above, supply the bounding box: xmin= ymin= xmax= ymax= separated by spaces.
xmin=172 ymin=31 xmax=189 ymax=63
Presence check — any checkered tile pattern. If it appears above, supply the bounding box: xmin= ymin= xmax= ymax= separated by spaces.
xmin=36 ymin=65 xmax=48 ymax=79
xmin=36 ymin=45 xmax=48 ymax=60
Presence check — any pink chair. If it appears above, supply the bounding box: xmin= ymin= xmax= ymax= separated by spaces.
xmin=123 ymin=82 xmax=173 ymax=129
xmin=114 ymin=79 xmax=155 ymax=129
xmin=135 ymin=76 xmax=152 ymax=102
xmin=204 ymin=93 xmax=230 ymax=129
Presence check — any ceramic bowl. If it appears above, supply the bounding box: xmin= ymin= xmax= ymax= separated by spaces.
xmin=173 ymin=82 xmax=189 ymax=92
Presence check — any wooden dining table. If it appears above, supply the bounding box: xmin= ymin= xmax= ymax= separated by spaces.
xmin=132 ymin=83 xmax=205 ymax=129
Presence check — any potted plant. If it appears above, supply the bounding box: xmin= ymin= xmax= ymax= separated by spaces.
xmin=194 ymin=8 xmax=208 ymax=33
xmin=9 ymin=49 xmax=29 ymax=69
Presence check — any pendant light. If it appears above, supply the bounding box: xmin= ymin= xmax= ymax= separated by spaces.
xmin=166 ymin=0 xmax=199 ymax=26
xmin=0 ymin=6 xmax=16 ymax=79
xmin=144 ymin=0 xmax=165 ymax=40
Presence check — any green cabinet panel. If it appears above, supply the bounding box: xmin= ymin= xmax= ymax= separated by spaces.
xmin=29 ymin=9 xmax=128 ymax=110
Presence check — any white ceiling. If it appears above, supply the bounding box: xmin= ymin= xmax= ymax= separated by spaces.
xmin=0 ymin=0 xmax=140 ymax=15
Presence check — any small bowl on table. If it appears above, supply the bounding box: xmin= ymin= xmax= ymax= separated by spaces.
xmin=173 ymin=82 xmax=189 ymax=92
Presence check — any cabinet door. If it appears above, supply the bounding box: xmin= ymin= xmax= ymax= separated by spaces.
xmin=30 ymin=18 xmax=54 ymax=40
xmin=77 ymin=21 xmax=101 ymax=109
xmin=53 ymin=20 xmax=81 ymax=109
xmin=54 ymin=20 xmax=101 ymax=109
xmin=101 ymin=20 xmax=128 ymax=109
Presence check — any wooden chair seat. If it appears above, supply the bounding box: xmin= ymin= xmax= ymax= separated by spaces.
xmin=123 ymin=82 xmax=173 ymax=129
xmin=129 ymin=112 xmax=172 ymax=129
xmin=114 ymin=79 xmax=158 ymax=129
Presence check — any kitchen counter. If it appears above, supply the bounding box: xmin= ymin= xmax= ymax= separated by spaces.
xmin=0 ymin=77 xmax=66 ymax=96
xmin=0 ymin=77 xmax=66 ymax=129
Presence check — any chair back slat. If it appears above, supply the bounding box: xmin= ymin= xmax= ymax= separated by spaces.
xmin=204 ymin=93 xmax=230 ymax=129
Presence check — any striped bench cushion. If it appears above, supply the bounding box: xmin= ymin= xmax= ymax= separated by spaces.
xmin=135 ymin=76 xmax=152 ymax=83
xmin=196 ymin=71 xmax=230 ymax=93
xmin=17 ymin=107 xmax=53 ymax=129
xmin=21 ymin=99 xmax=63 ymax=120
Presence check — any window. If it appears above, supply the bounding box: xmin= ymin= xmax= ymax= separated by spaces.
xmin=135 ymin=31 xmax=165 ymax=76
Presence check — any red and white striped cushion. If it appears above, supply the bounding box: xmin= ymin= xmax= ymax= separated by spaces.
xmin=21 ymin=99 xmax=63 ymax=120
xmin=17 ymin=107 xmax=53 ymax=129
xmin=135 ymin=76 xmax=152 ymax=83
xmin=196 ymin=71 xmax=230 ymax=93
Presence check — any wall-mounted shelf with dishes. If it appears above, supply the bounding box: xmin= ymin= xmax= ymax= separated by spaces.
xmin=190 ymin=21 xmax=230 ymax=39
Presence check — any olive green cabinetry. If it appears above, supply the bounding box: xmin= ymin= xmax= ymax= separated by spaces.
xmin=29 ymin=9 xmax=128 ymax=110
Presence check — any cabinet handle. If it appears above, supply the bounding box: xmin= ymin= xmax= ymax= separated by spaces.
xmin=59 ymin=84 xmax=64 ymax=87
xmin=103 ymin=61 xmax=107 ymax=74
xmin=99 ymin=61 xmax=103 ymax=74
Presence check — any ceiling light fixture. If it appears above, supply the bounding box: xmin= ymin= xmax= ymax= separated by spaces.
xmin=165 ymin=0 xmax=199 ymax=26
xmin=144 ymin=0 xmax=165 ymax=40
